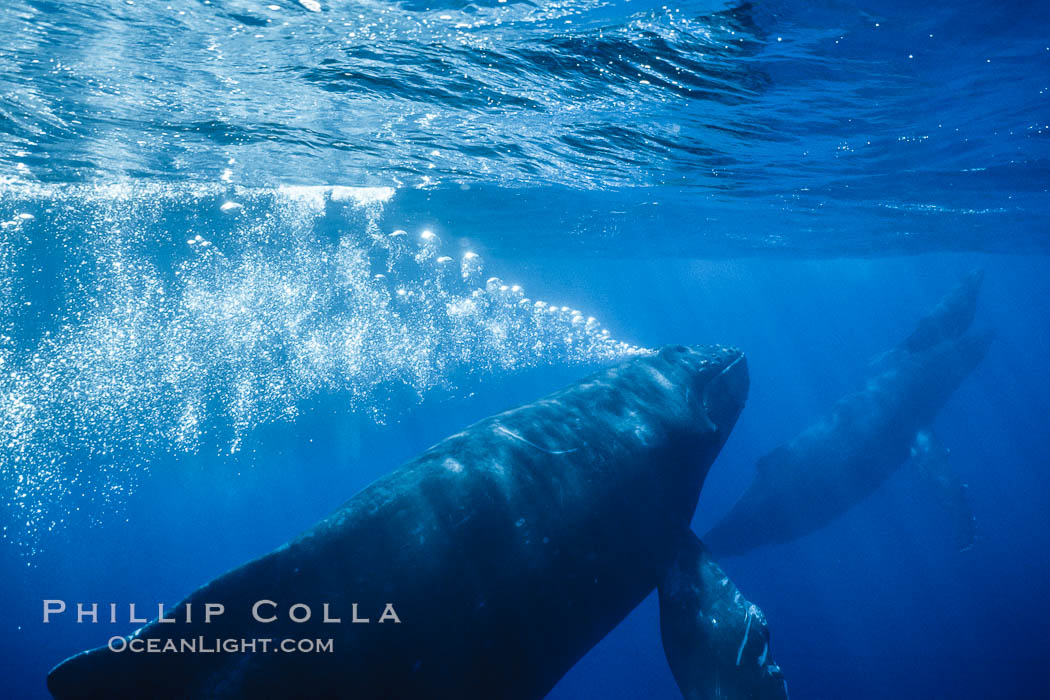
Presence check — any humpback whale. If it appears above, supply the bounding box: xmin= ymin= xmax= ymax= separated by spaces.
xmin=704 ymin=272 xmax=990 ymax=557
xmin=48 ymin=345 xmax=787 ymax=700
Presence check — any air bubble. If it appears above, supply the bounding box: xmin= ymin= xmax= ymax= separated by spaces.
xmin=0 ymin=183 xmax=646 ymax=554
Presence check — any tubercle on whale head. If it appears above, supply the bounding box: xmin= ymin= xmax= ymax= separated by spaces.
xmin=652 ymin=344 xmax=750 ymax=438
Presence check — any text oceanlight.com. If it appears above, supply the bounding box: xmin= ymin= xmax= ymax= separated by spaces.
xmin=107 ymin=637 xmax=335 ymax=654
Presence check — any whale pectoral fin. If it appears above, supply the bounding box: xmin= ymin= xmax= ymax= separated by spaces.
xmin=911 ymin=430 xmax=977 ymax=551
xmin=657 ymin=531 xmax=788 ymax=700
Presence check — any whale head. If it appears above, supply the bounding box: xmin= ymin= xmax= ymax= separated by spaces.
xmin=647 ymin=344 xmax=749 ymax=440
xmin=605 ymin=344 xmax=750 ymax=543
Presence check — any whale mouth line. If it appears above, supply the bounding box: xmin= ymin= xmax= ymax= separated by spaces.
xmin=700 ymin=350 xmax=747 ymax=433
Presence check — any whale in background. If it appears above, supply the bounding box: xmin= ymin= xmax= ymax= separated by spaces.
xmin=48 ymin=345 xmax=787 ymax=700
xmin=704 ymin=271 xmax=989 ymax=557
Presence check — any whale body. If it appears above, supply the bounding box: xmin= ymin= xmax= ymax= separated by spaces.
xmin=49 ymin=345 xmax=787 ymax=700
xmin=704 ymin=272 xmax=990 ymax=557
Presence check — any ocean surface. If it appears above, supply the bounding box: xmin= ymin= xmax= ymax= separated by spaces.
xmin=1 ymin=0 xmax=1047 ymax=698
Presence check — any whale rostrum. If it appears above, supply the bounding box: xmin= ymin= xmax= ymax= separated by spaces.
xmin=48 ymin=344 xmax=786 ymax=700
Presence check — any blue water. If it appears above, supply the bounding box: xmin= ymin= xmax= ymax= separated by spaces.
xmin=1 ymin=0 xmax=1048 ymax=698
